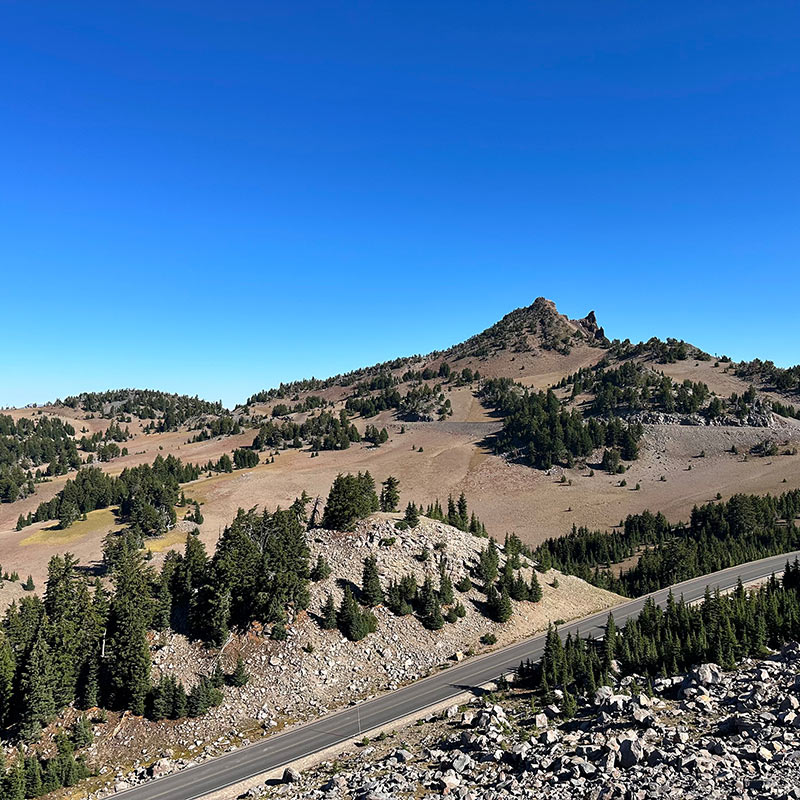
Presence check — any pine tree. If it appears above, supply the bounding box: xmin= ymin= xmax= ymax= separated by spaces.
xmin=477 ymin=540 xmax=499 ymax=586
xmin=270 ymin=621 xmax=287 ymax=641
xmin=41 ymin=756 xmax=61 ymax=795
xmin=487 ymin=585 xmax=513 ymax=623
xmin=322 ymin=472 xmax=379 ymax=530
xmin=18 ymin=626 xmax=55 ymax=741
xmin=337 ymin=586 xmax=361 ymax=640
xmin=70 ymin=715 xmax=93 ymax=748
xmin=165 ymin=676 xmax=183 ymax=721
xmin=561 ymin=689 xmax=577 ymax=719
xmin=509 ymin=572 xmax=530 ymax=601
xmin=320 ymin=594 xmax=337 ymax=630
xmin=149 ymin=679 xmax=170 ymax=721
xmin=4 ymin=751 xmax=25 ymax=800
xmin=105 ymin=542 xmax=152 ymax=715
xmin=24 ymin=754 xmax=43 ymax=798
xmin=423 ymin=593 xmax=444 ymax=631
xmin=603 ymin=614 xmax=617 ymax=671
xmin=0 ymin=634 xmax=15 ymax=729
xmin=361 ymin=556 xmax=384 ymax=606
xmin=457 ymin=493 xmax=468 ymax=528
xmin=230 ymin=657 xmax=250 ymax=687
xmin=58 ymin=501 xmax=80 ymax=529
xmin=380 ymin=476 xmax=400 ymax=512
xmin=154 ymin=560 xmax=174 ymax=631
xmin=404 ymin=502 xmax=419 ymax=528
xmin=187 ymin=679 xmax=211 ymax=717
xmin=438 ymin=570 xmax=454 ymax=606
xmin=190 ymin=583 xmax=230 ymax=645
xmin=447 ymin=495 xmax=458 ymax=527
xmin=528 ymin=570 xmax=543 ymax=602
xmin=310 ymin=554 xmax=331 ymax=581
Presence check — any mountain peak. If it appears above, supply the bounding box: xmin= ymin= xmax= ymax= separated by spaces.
xmin=449 ymin=297 xmax=607 ymax=359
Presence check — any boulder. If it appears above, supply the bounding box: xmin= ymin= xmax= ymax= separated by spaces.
xmin=534 ymin=713 xmax=549 ymax=729
xmin=632 ymin=707 xmax=657 ymax=728
xmin=618 ymin=738 xmax=645 ymax=768
xmin=450 ymin=752 xmax=473 ymax=773
xmin=282 ymin=767 xmax=301 ymax=783
xmin=604 ymin=694 xmax=632 ymax=714
xmin=539 ymin=729 xmax=560 ymax=746
xmin=691 ymin=664 xmax=724 ymax=686
xmin=439 ymin=772 xmax=460 ymax=792
xmin=780 ymin=695 xmax=800 ymax=711
xmin=148 ymin=758 xmax=174 ymax=779
xmin=594 ymin=686 xmax=614 ymax=705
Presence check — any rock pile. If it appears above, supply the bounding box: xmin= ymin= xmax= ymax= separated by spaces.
xmin=251 ymin=642 xmax=800 ymax=800
xmin=85 ymin=518 xmax=621 ymax=798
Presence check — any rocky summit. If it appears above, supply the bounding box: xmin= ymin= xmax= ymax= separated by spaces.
xmin=249 ymin=642 xmax=800 ymax=800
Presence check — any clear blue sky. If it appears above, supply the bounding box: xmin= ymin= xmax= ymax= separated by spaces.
xmin=2 ymin=1 xmax=798 ymax=409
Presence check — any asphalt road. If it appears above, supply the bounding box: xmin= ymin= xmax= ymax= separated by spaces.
xmin=120 ymin=550 xmax=800 ymax=800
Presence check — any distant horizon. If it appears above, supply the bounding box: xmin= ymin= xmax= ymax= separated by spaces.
xmin=2 ymin=3 xmax=798 ymax=409
xmin=3 ymin=295 xmax=796 ymax=411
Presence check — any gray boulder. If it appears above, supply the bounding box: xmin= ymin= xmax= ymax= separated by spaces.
xmin=282 ymin=767 xmax=301 ymax=783
xmin=618 ymin=738 xmax=645 ymax=768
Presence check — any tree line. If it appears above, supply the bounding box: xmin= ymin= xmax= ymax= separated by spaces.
xmin=61 ymin=389 xmax=226 ymax=431
xmin=479 ymin=378 xmax=642 ymax=469
xmin=405 ymin=494 xmax=489 ymax=537
xmin=252 ymin=410 xmax=361 ymax=452
xmin=734 ymin=358 xmax=800 ymax=396
xmin=606 ymin=336 xmax=703 ymax=364
xmin=270 ymin=395 xmax=328 ymax=418
xmin=560 ymin=361 xmax=712 ymax=417
xmin=534 ymin=490 xmax=800 ymax=597
xmin=188 ymin=415 xmax=243 ymax=441
xmin=0 ymin=415 xmax=82 ymax=503
xmin=519 ymin=560 xmax=800 ymax=710
xmin=16 ymin=455 xmax=202 ymax=536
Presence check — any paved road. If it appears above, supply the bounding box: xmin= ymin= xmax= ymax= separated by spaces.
xmin=121 ymin=550 xmax=800 ymax=800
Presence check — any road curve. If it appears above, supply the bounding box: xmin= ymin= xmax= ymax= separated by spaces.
xmin=120 ymin=550 xmax=800 ymax=800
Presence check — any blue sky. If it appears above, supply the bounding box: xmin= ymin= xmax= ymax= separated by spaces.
xmin=1 ymin=1 xmax=798 ymax=409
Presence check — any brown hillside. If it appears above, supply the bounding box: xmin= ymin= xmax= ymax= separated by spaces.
xmin=1 ymin=298 xmax=799 ymax=595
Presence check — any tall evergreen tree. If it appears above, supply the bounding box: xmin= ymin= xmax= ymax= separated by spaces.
xmin=17 ymin=626 xmax=55 ymax=741
xmin=528 ymin=570 xmax=543 ymax=602
xmin=438 ymin=570 xmax=454 ymax=606
xmin=320 ymin=594 xmax=337 ymax=630
xmin=361 ymin=556 xmax=384 ymax=606
xmin=104 ymin=541 xmax=152 ymax=715
xmin=0 ymin=634 xmax=15 ymax=729
xmin=379 ymin=476 xmax=400 ymax=512
xmin=310 ymin=554 xmax=331 ymax=581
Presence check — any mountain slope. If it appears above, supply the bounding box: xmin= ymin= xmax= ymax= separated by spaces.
xmin=1 ymin=298 xmax=799 ymax=598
